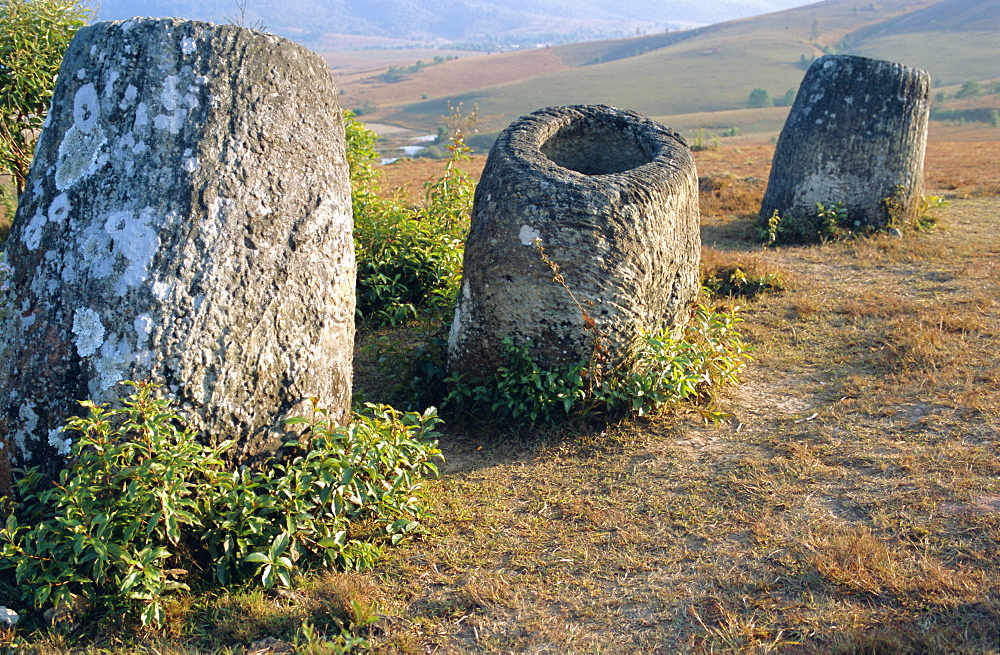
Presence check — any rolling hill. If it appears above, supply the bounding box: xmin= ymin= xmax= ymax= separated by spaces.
xmin=333 ymin=0 xmax=998 ymax=139
xmin=92 ymin=0 xmax=817 ymax=49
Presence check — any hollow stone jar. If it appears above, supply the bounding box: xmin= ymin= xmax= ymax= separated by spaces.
xmin=448 ymin=105 xmax=700 ymax=381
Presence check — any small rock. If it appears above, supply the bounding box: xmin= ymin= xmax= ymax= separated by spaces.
xmin=43 ymin=593 xmax=90 ymax=627
xmin=887 ymin=227 xmax=904 ymax=238
xmin=247 ymin=636 xmax=295 ymax=654
xmin=0 ymin=606 xmax=19 ymax=627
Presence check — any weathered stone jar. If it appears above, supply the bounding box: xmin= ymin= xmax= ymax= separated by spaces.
xmin=0 ymin=18 xmax=355 ymax=492
xmin=448 ymin=105 xmax=700 ymax=381
xmin=760 ymin=54 xmax=930 ymax=230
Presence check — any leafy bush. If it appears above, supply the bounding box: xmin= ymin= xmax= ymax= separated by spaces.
xmin=346 ymin=112 xmax=473 ymax=327
xmin=747 ymin=87 xmax=773 ymax=108
xmin=0 ymin=382 xmax=442 ymax=626
xmin=0 ymin=0 xmax=90 ymax=195
xmin=444 ymin=305 xmax=750 ymax=425
xmin=760 ymin=201 xmax=857 ymax=245
xmin=703 ymin=265 xmax=785 ymax=299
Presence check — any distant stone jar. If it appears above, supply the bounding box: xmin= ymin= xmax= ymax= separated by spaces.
xmin=760 ymin=55 xmax=931 ymax=231
xmin=448 ymin=105 xmax=700 ymax=381
xmin=0 ymin=19 xmax=355 ymax=493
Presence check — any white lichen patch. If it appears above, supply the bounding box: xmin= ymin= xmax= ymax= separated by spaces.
xmin=103 ymin=208 xmax=162 ymax=295
xmin=73 ymin=83 xmax=100 ymax=133
xmin=56 ymin=125 xmax=107 ymax=190
xmin=93 ymin=334 xmax=133 ymax=392
xmin=134 ymin=313 xmax=153 ymax=347
xmin=72 ymin=307 xmax=105 ymax=357
xmin=120 ymin=83 xmax=138 ymax=109
xmin=78 ymin=224 xmax=114 ymax=278
xmin=61 ymin=250 xmax=79 ymax=284
xmin=154 ymin=111 xmax=186 ymax=134
xmin=153 ymin=75 xmax=200 ymax=134
xmin=181 ymin=37 xmax=197 ymax=55
xmin=134 ymin=102 xmax=149 ymax=129
xmin=14 ymin=401 xmax=39 ymax=454
xmin=152 ymin=278 xmax=173 ymax=301
xmin=47 ymin=427 xmax=72 ymax=456
xmin=103 ymin=70 xmax=120 ymax=98
xmin=48 ymin=193 xmax=71 ymax=224
xmin=21 ymin=209 xmax=47 ymax=250
xmin=519 ymin=224 xmax=542 ymax=246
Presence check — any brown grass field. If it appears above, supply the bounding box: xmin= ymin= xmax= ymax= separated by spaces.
xmin=327 ymin=135 xmax=999 ymax=654
xmin=4 ymin=134 xmax=998 ymax=653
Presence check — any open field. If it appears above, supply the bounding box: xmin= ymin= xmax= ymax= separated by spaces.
xmin=378 ymin=128 xmax=1000 ymax=206
xmin=6 ymin=135 xmax=996 ymax=653
xmin=347 ymin=141 xmax=1000 ymax=652
xmin=332 ymin=0 xmax=999 ymax=137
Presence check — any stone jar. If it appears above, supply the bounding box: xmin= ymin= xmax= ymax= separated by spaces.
xmin=0 ymin=19 xmax=355 ymax=492
xmin=760 ymin=55 xmax=930 ymax=230
xmin=448 ymin=105 xmax=700 ymax=381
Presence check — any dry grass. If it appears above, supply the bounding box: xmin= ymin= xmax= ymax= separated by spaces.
xmin=4 ymin=142 xmax=999 ymax=654
xmin=347 ymin=141 xmax=1000 ymax=653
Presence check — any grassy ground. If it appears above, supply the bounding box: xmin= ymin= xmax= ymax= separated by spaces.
xmin=344 ymin=142 xmax=999 ymax=653
xmin=3 ymin=140 xmax=997 ymax=653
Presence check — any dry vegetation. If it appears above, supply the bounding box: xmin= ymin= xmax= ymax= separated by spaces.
xmin=4 ymin=138 xmax=997 ymax=653
xmin=333 ymin=138 xmax=998 ymax=653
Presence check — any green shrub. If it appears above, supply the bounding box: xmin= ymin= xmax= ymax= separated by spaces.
xmin=346 ymin=112 xmax=473 ymax=327
xmin=703 ymin=266 xmax=785 ymax=299
xmin=444 ymin=304 xmax=750 ymax=425
xmin=760 ymin=201 xmax=856 ymax=245
xmin=0 ymin=382 xmax=442 ymax=626
xmin=0 ymin=0 xmax=90 ymax=195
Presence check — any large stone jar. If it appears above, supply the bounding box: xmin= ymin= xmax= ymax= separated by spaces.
xmin=448 ymin=105 xmax=700 ymax=381
xmin=0 ymin=19 xmax=355 ymax=492
xmin=760 ymin=55 xmax=930 ymax=229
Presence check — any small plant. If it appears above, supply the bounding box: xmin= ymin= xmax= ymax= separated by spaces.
xmin=295 ymin=618 xmax=370 ymax=654
xmin=347 ymin=112 xmax=473 ymax=328
xmin=0 ymin=382 xmax=442 ymax=626
xmin=761 ymin=200 xmax=860 ymax=245
xmin=690 ymin=128 xmax=717 ymax=152
xmin=444 ymin=304 xmax=750 ymax=425
xmin=224 ymin=0 xmax=267 ymax=31
xmin=703 ymin=265 xmax=785 ymax=299
xmin=884 ymin=186 xmax=947 ymax=232
xmin=816 ymin=200 xmax=849 ymax=241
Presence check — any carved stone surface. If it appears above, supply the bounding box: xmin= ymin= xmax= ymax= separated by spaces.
xmin=448 ymin=105 xmax=700 ymax=380
xmin=760 ymin=54 xmax=930 ymax=228
xmin=0 ymin=18 xmax=354 ymax=489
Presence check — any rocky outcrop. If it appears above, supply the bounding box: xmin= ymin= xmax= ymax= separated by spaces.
xmin=448 ymin=105 xmax=700 ymax=381
xmin=760 ymin=55 xmax=930 ymax=229
xmin=0 ymin=18 xmax=354 ymax=491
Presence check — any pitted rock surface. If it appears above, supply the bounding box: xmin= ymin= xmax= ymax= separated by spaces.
xmin=448 ymin=105 xmax=700 ymax=380
xmin=760 ymin=55 xmax=930 ymax=228
xmin=0 ymin=18 xmax=354 ymax=486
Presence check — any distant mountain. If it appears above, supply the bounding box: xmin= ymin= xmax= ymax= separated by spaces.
xmin=91 ymin=0 xmax=818 ymax=49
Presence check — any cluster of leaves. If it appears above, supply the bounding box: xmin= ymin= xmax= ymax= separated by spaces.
xmin=0 ymin=382 xmax=442 ymax=626
xmin=445 ymin=305 xmax=750 ymax=425
xmin=0 ymin=0 xmax=90 ymax=195
xmin=760 ymin=200 xmax=859 ymax=245
xmin=703 ymin=265 xmax=785 ymax=299
xmin=346 ymin=112 xmax=473 ymax=327
xmin=762 ymin=189 xmax=950 ymax=246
